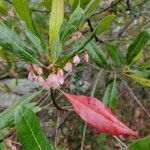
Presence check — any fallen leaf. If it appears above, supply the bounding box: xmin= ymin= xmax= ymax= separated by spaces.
xmin=63 ymin=92 xmax=138 ymax=137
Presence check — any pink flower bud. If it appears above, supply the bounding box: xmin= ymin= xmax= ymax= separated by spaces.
xmin=83 ymin=52 xmax=89 ymax=63
xmin=73 ymin=55 xmax=80 ymax=65
xmin=36 ymin=76 xmax=49 ymax=90
xmin=64 ymin=62 xmax=73 ymax=72
xmin=27 ymin=72 xmax=37 ymax=81
xmin=57 ymin=69 xmax=64 ymax=85
xmin=26 ymin=64 xmax=33 ymax=72
xmin=33 ymin=64 xmax=43 ymax=75
xmin=47 ymin=64 xmax=54 ymax=69
xmin=71 ymin=31 xmax=82 ymax=40
xmin=8 ymin=10 xmax=14 ymax=17
xmin=47 ymin=74 xmax=60 ymax=89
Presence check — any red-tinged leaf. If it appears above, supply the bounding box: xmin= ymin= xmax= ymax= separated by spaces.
xmin=63 ymin=92 xmax=138 ymax=137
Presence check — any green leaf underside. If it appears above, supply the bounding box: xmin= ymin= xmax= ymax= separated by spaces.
xmin=15 ymin=107 xmax=53 ymax=150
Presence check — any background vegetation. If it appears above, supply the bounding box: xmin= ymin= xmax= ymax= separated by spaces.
xmin=0 ymin=0 xmax=150 ymax=149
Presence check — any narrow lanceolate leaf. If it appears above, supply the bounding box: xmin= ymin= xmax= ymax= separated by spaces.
xmin=0 ymin=21 xmax=43 ymax=66
xmin=86 ymin=41 xmax=108 ymax=68
xmin=83 ymin=0 xmax=100 ymax=20
xmin=68 ymin=0 xmax=75 ymax=6
xmin=61 ymin=6 xmax=83 ymax=41
xmin=15 ymin=107 xmax=53 ymax=150
xmin=25 ymin=30 xmax=43 ymax=52
xmin=126 ymin=74 xmax=150 ymax=87
xmin=13 ymin=0 xmax=46 ymax=49
xmin=128 ymin=136 xmax=150 ymax=150
xmin=49 ymin=0 xmax=64 ymax=62
xmin=43 ymin=0 xmax=52 ymax=10
xmin=126 ymin=31 xmax=149 ymax=65
xmin=96 ymin=14 xmax=115 ymax=34
xmin=0 ymin=0 xmax=6 ymax=14
xmin=103 ymin=78 xmax=117 ymax=110
xmin=63 ymin=92 xmax=138 ymax=137
xmin=13 ymin=0 xmax=37 ymax=36
xmin=127 ymin=69 xmax=150 ymax=78
xmin=105 ymin=43 xmax=121 ymax=67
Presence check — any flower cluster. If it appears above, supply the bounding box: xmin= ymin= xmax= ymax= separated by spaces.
xmin=27 ymin=54 xmax=89 ymax=90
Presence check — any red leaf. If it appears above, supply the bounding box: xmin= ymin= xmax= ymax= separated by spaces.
xmin=63 ymin=92 xmax=138 ymax=137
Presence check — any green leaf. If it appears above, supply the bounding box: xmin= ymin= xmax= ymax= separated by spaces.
xmin=43 ymin=0 xmax=52 ymax=10
xmin=127 ymin=69 xmax=150 ymax=78
xmin=13 ymin=0 xmax=46 ymax=49
xmin=13 ymin=0 xmax=37 ymax=36
xmin=25 ymin=30 xmax=43 ymax=52
xmin=126 ymin=31 xmax=149 ymax=65
xmin=105 ymin=43 xmax=121 ymax=67
xmin=68 ymin=0 xmax=75 ymax=6
xmin=15 ymin=107 xmax=53 ymax=150
xmin=49 ymin=0 xmax=64 ymax=62
xmin=83 ymin=0 xmax=100 ymax=19
xmin=128 ymin=136 xmax=150 ymax=150
xmin=61 ymin=6 xmax=83 ymax=41
xmin=57 ymin=16 xmax=111 ymax=67
xmin=0 ymin=21 xmax=43 ymax=66
xmin=0 ymin=91 xmax=41 ymax=131
xmin=103 ymin=78 xmax=117 ymax=110
xmin=96 ymin=14 xmax=115 ymax=34
xmin=86 ymin=41 xmax=108 ymax=68
xmin=126 ymin=74 xmax=150 ymax=87
xmin=57 ymin=32 xmax=96 ymax=67
xmin=0 ymin=0 xmax=6 ymax=14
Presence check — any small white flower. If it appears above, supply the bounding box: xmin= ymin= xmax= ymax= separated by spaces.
xmin=57 ymin=69 xmax=64 ymax=85
xmin=33 ymin=64 xmax=43 ymax=75
xmin=64 ymin=62 xmax=73 ymax=72
xmin=83 ymin=52 xmax=89 ymax=63
xmin=73 ymin=55 xmax=80 ymax=65
xmin=27 ymin=72 xmax=37 ymax=81
xmin=37 ymin=76 xmax=49 ymax=90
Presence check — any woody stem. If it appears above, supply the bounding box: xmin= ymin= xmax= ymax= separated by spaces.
xmin=50 ymin=89 xmax=65 ymax=111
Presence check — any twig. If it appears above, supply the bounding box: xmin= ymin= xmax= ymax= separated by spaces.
xmin=118 ymin=18 xmax=135 ymax=37
xmin=92 ymin=0 xmax=123 ymax=17
xmin=50 ymin=89 xmax=66 ymax=111
xmin=122 ymin=78 xmax=150 ymax=118
xmin=30 ymin=8 xmax=49 ymax=13
xmin=126 ymin=0 xmax=131 ymax=10
xmin=87 ymin=19 xmax=104 ymax=43
xmin=80 ymin=71 xmax=101 ymax=150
